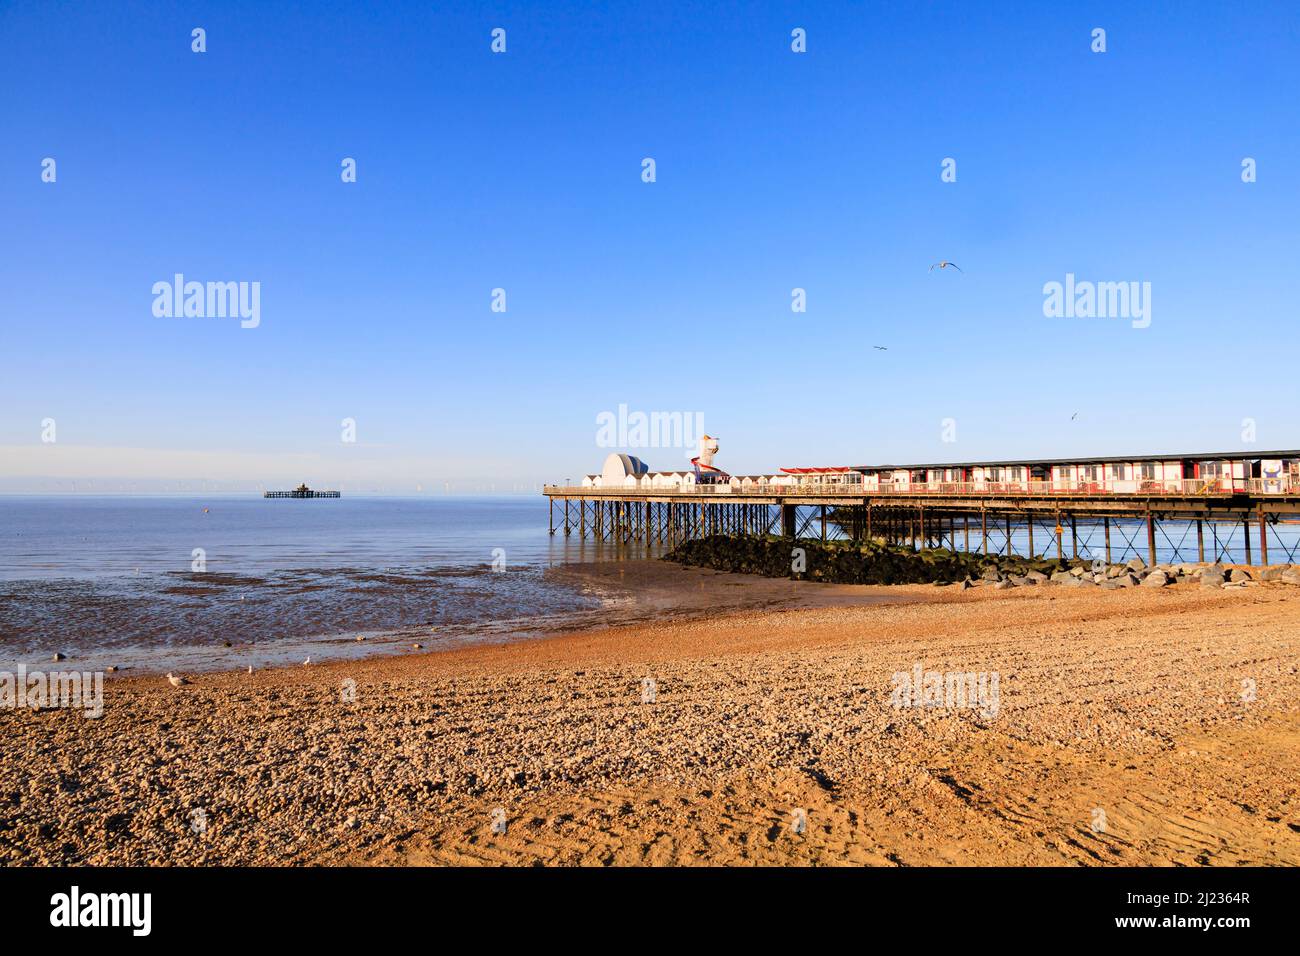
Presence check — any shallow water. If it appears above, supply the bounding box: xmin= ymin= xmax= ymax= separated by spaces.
xmin=8 ymin=495 xmax=1290 ymax=675
xmin=0 ymin=496 xmax=659 ymax=671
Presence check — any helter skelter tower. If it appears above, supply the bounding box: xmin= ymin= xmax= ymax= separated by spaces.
xmin=691 ymin=435 xmax=730 ymax=485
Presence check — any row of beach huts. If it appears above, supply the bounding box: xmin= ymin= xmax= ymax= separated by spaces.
xmin=581 ymin=451 xmax=1300 ymax=496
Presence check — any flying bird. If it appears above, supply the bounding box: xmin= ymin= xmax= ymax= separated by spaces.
xmin=1071 ymin=412 xmax=1079 ymax=421
xmin=166 ymin=672 xmax=188 ymax=687
xmin=929 ymin=261 xmax=963 ymax=273
xmin=873 ymin=346 xmax=888 ymax=351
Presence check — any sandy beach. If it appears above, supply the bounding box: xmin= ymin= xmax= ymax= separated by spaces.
xmin=3 ymin=564 xmax=1299 ymax=867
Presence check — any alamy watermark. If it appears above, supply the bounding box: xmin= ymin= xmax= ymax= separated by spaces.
xmin=890 ymin=663 xmax=1000 ymax=719
xmin=2 ymin=665 xmax=103 ymax=719
xmin=490 ymin=808 xmax=508 ymax=835
xmin=152 ymin=274 xmax=260 ymax=329
xmin=595 ymin=404 xmax=705 ymax=449
xmin=50 ymin=886 xmax=151 ymax=936
xmin=1043 ymin=273 xmax=1150 ymax=329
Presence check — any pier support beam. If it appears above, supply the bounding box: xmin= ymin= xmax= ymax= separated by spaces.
xmin=543 ymin=490 xmax=1288 ymax=570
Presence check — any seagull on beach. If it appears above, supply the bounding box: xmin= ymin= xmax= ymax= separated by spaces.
xmin=303 ymin=657 xmax=312 ymax=666
xmin=247 ymin=665 xmax=253 ymax=674
xmin=929 ymin=260 xmax=963 ymax=273
xmin=166 ymin=672 xmax=188 ymax=687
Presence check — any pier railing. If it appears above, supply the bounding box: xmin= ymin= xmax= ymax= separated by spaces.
xmin=546 ymin=477 xmax=1297 ymax=498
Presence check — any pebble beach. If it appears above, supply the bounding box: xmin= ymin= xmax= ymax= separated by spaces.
xmin=3 ymin=563 xmax=1299 ymax=866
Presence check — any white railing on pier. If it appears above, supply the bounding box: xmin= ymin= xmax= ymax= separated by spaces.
xmin=545 ymin=477 xmax=1297 ymax=498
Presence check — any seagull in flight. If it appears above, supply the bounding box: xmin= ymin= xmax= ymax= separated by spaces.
xmin=1071 ymin=412 xmax=1079 ymax=421
xmin=929 ymin=261 xmax=963 ymax=273
xmin=873 ymin=346 xmax=888 ymax=351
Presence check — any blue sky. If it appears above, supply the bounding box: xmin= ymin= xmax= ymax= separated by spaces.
xmin=2 ymin=0 xmax=1297 ymax=491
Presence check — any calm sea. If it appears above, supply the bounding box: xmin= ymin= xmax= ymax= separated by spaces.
xmin=0 ymin=496 xmax=634 ymax=672
xmin=5 ymin=495 xmax=1294 ymax=674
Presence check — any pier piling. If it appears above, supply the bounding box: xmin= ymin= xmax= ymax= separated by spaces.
xmin=541 ymin=482 xmax=1299 ymax=567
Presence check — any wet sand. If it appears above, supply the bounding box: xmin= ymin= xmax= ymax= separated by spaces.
xmin=551 ymin=557 xmax=937 ymax=622
xmin=19 ymin=559 xmax=932 ymax=676
xmin=2 ymin=575 xmax=1298 ymax=866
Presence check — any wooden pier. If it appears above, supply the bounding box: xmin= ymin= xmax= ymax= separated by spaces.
xmin=542 ymin=483 xmax=1300 ymax=567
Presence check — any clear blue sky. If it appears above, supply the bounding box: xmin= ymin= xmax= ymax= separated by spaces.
xmin=2 ymin=0 xmax=1297 ymax=491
